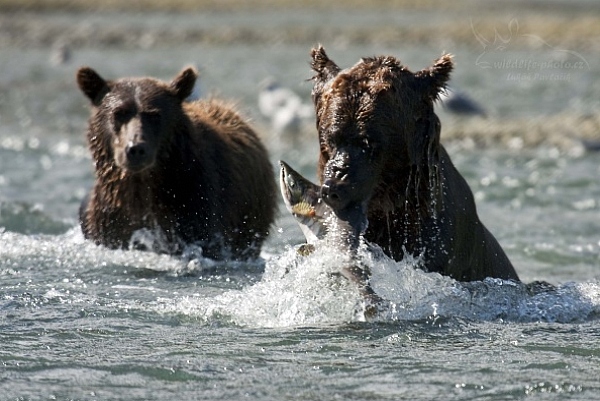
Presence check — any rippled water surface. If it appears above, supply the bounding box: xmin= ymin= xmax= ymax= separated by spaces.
xmin=1 ymin=8 xmax=600 ymax=401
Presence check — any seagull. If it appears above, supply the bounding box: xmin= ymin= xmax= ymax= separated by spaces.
xmin=50 ymin=42 xmax=71 ymax=66
xmin=258 ymin=79 xmax=313 ymax=139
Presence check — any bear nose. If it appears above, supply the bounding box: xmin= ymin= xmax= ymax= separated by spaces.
xmin=321 ymin=179 xmax=350 ymax=210
xmin=125 ymin=142 xmax=149 ymax=164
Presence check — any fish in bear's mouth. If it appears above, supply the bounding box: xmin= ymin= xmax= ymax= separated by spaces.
xmin=278 ymin=160 xmax=381 ymax=306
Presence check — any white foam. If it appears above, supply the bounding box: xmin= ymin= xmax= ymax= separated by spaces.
xmin=155 ymin=245 xmax=362 ymax=327
xmin=156 ymin=243 xmax=600 ymax=327
xmin=3 ymin=229 xmax=598 ymax=327
xmin=0 ymin=228 xmax=190 ymax=274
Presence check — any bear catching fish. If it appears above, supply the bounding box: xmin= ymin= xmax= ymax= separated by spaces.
xmin=308 ymin=45 xmax=519 ymax=282
xmin=279 ymin=160 xmax=380 ymax=303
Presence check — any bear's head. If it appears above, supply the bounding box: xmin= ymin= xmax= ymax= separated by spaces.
xmin=310 ymin=45 xmax=453 ymax=215
xmin=77 ymin=67 xmax=198 ymax=174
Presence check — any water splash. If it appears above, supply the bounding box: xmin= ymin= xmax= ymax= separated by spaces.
xmin=365 ymin=248 xmax=600 ymax=323
xmin=155 ymin=245 xmax=362 ymax=327
xmin=2 ymin=228 xmax=599 ymax=328
xmin=153 ymin=242 xmax=600 ymax=327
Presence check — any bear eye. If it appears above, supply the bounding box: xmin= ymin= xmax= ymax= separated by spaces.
xmin=355 ymin=137 xmax=370 ymax=152
xmin=113 ymin=108 xmax=131 ymax=124
xmin=360 ymin=136 xmax=380 ymax=158
xmin=142 ymin=110 xmax=161 ymax=124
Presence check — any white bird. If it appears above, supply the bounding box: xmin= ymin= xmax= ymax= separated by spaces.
xmin=258 ymin=79 xmax=313 ymax=140
xmin=50 ymin=42 xmax=71 ymax=66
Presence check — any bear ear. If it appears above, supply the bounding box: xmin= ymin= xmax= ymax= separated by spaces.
xmin=310 ymin=45 xmax=341 ymax=82
xmin=170 ymin=67 xmax=198 ymax=101
xmin=415 ymin=53 xmax=453 ymax=101
xmin=77 ymin=67 xmax=109 ymax=106
xmin=310 ymin=45 xmax=341 ymax=99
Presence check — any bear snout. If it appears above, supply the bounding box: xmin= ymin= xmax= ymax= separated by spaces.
xmin=123 ymin=141 xmax=154 ymax=173
xmin=321 ymin=148 xmax=374 ymax=211
xmin=321 ymin=178 xmax=353 ymax=210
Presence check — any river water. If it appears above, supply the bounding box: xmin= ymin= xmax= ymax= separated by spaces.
xmin=1 ymin=9 xmax=600 ymax=401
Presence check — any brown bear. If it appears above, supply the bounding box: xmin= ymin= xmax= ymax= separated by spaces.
xmin=309 ymin=45 xmax=519 ymax=282
xmin=77 ymin=66 xmax=277 ymax=260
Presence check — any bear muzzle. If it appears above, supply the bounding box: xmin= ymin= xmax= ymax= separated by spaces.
xmin=321 ymin=148 xmax=374 ymax=211
xmin=126 ymin=141 xmax=152 ymax=169
xmin=115 ymin=140 xmax=156 ymax=174
xmin=320 ymin=179 xmax=369 ymax=236
xmin=321 ymin=178 xmax=352 ymax=211
xmin=115 ymin=118 xmax=158 ymax=173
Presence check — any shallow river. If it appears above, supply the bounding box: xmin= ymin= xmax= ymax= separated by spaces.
xmin=1 ymin=10 xmax=600 ymax=400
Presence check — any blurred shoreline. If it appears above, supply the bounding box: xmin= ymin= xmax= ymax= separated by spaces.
xmin=1 ymin=0 xmax=599 ymax=13
xmin=1 ymin=1 xmax=599 ymax=51
xmin=0 ymin=0 xmax=532 ymax=12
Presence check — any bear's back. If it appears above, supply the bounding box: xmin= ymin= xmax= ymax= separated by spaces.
xmin=182 ymin=99 xmax=277 ymax=257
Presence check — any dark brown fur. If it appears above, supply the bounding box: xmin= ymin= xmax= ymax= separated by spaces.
xmin=310 ymin=46 xmax=519 ymax=281
xmin=77 ymin=67 xmax=277 ymax=260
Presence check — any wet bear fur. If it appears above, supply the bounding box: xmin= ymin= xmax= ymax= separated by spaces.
xmin=77 ymin=66 xmax=277 ymax=260
xmin=310 ymin=46 xmax=519 ymax=281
